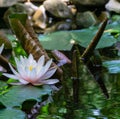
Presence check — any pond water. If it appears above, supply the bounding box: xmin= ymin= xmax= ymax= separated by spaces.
xmin=37 ymin=62 xmax=120 ymax=119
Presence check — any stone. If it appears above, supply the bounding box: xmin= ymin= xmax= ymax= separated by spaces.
xmin=32 ymin=5 xmax=47 ymax=29
xmin=76 ymin=11 xmax=98 ymax=28
xmin=44 ymin=20 xmax=76 ymax=33
xmin=24 ymin=1 xmax=38 ymax=16
xmin=43 ymin=0 xmax=73 ymax=18
xmin=70 ymin=0 xmax=108 ymax=6
xmin=105 ymin=0 xmax=120 ymax=13
xmin=0 ymin=0 xmax=19 ymax=7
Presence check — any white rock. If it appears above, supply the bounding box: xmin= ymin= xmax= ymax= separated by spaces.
xmin=32 ymin=5 xmax=47 ymax=29
xmin=105 ymin=0 xmax=120 ymax=13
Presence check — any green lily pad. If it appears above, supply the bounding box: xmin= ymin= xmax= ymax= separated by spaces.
xmin=39 ymin=24 xmax=117 ymax=51
xmin=103 ymin=60 xmax=120 ymax=73
xmin=0 ymin=81 xmax=8 ymax=87
xmin=0 ymin=85 xmax=52 ymax=107
xmin=105 ymin=21 xmax=120 ymax=33
xmin=39 ymin=32 xmax=73 ymax=51
xmin=0 ymin=108 xmax=26 ymax=119
xmin=71 ymin=28 xmax=116 ymax=49
xmin=7 ymin=19 xmax=119 ymax=51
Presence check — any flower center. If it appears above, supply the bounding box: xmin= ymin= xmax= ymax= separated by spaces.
xmin=29 ymin=65 xmax=33 ymax=71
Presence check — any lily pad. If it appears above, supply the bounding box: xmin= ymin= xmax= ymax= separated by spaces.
xmin=105 ymin=21 xmax=120 ymax=33
xmin=39 ymin=32 xmax=73 ymax=51
xmin=0 ymin=85 xmax=52 ymax=107
xmin=39 ymin=24 xmax=117 ymax=51
xmin=0 ymin=108 xmax=26 ymax=119
xmin=103 ymin=60 xmax=120 ymax=73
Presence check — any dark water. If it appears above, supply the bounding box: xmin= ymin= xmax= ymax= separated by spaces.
xmin=37 ymin=63 xmax=120 ymax=119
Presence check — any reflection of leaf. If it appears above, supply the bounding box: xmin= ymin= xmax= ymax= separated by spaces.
xmin=0 ymin=85 xmax=52 ymax=107
xmin=0 ymin=108 xmax=26 ymax=119
xmin=103 ymin=60 xmax=120 ymax=73
xmin=39 ymin=24 xmax=117 ymax=51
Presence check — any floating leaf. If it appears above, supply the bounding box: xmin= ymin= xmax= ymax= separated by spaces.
xmin=105 ymin=21 xmax=120 ymax=33
xmin=39 ymin=32 xmax=75 ymax=51
xmin=39 ymin=24 xmax=116 ymax=51
xmin=0 ymin=85 xmax=52 ymax=108
xmin=0 ymin=108 xmax=26 ymax=119
xmin=103 ymin=60 xmax=120 ymax=73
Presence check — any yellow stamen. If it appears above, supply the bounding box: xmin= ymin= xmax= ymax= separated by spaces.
xmin=29 ymin=65 xmax=33 ymax=71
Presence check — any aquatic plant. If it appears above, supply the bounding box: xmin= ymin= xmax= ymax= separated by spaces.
xmin=3 ymin=54 xmax=59 ymax=85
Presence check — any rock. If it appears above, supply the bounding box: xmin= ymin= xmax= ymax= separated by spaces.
xmin=105 ymin=0 xmax=120 ymax=13
xmin=24 ymin=1 xmax=38 ymax=16
xmin=43 ymin=0 xmax=73 ymax=18
xmin=0 ymin=0 xmax=19 ymax=7
xmin=44 ymin=20 xmax=76 ymax=33
xmin=76 ymin=11 xmax=98 ymax=28
xmin=70 ymin=0 xmax=108 ymax=6
xmin=32 ymin=5 xmax=47 ymax=29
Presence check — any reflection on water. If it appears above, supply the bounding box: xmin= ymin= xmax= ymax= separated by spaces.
xmin=37 ymin=64 xmax=120 ymax=119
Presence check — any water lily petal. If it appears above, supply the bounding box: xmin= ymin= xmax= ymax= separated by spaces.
xmin=3 ymin=54 xmax=58 ymax=86
xmin=36 ymin=55 xmax=45 ymax=72
xmin=40 ymin=79 xmax=59 ymax=84
xmin=0 ymin=66 xmax=6 ymax=72
xmin=32 ymin=79 xmax=59 ymax=86
xmin=40 ymin=66 xmax=57 ymax=80
xmin=17 ymin=65 xmax=26 ymax=76
xmin=17 ymin=78 xmax=29 ymax=84
xmin=8 ymin=63 xmax=20 ymax=77
xmin=28 ymin=54 xmax=34 ymax=60
xmin=15 ymin=57 xmax=24 ymax=69
xmin=37 ymin=55 xmax=45 ymax=67
xmin=20 ymin=56 xmax=27 ymax=65
xmin=3 ymin=73 xmax=29 ymax=84
xmin=10 ymin=82 xmax=26 ymax=85
xmin=38 ymin=59 xmax=52 ymax=78
xmin=3 ymin=73 xmax=19 ymax=80
xmin=9 ymin=65 xmax=26 ymax=83
xmin=44 ymin=59 xmax=52 ymax=69
xmin=28 ymin=54 xmax=37 ymax=65
xmin=29 ymin=68 xmax=37 ymax=82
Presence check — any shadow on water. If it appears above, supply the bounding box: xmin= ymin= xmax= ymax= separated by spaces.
xmin=37 ymin=60 xmax=120 ymax=119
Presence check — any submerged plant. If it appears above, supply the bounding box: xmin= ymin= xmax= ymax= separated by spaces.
xmin=3 ymin=54 xmax=59 ymax=85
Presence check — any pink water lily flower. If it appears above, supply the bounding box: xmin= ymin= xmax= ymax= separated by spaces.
xmin=3 ymin=54 xmax=59 ymax=85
